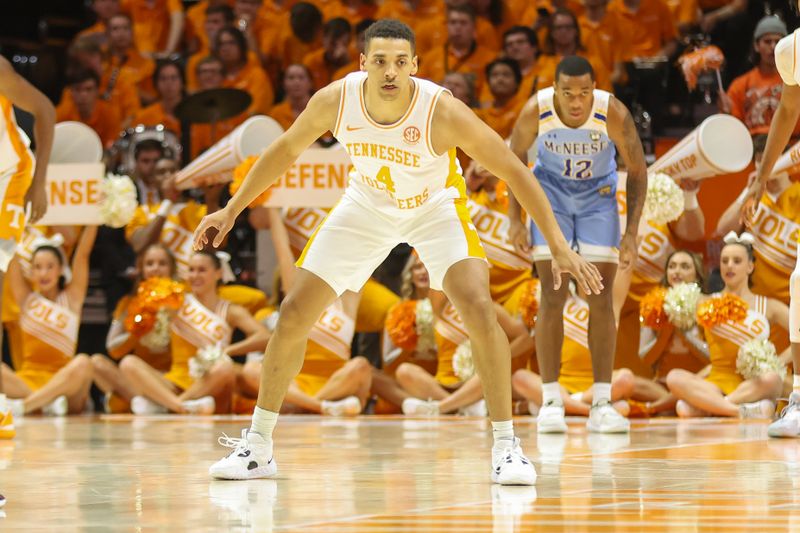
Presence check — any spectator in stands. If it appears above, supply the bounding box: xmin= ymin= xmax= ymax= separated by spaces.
xmin=61 ymin=37 xmax=140 ymax=125
xmin=216 ymin=26 xmax=274 ymax=115
xmin=333 ymin=18 xmax=375 ymax=81
xmin=55 ymin=68 xmax=122 ymax=148
xmin=375 ymin=0 xmax=443 ymax=33
xmin=264 ymin=2 xmax=323 ymax=77
xmin=608 ymin=0 xmax=678 ymax=61
xmin=699 ymin=0 xmax=748 ymax=78
xmin=131 ymin=139 xmax=166 ymax=205
xmin=442 ymin=72 xmax=475 ymax=107
xmin=132 ymin=60 xmax=185 ymax=137
xmin=77 ymin=0 xmax=122 ymax=45
xmin=186 ymin=4 xmax=235 ymax=92
xmin=303 ymin=18 xmax=353 ymax=90
xmin=269 ymin=64 xmax=314 ymax=131
xmin=476 ymin=58 xmax=524 ymax=138
xmin=419 ymin=4 xmax=496 ymax=97
xmin=719 ymin=17 xmax=799 ymax=137
xmin=122 ymin=0 xmax=185 ymax=58
xmin=579 ymin=0 xmax=625 ymax=86
xmin=106 ymin=13 xmax=156 ymax=104
xmin=665 ymin=0 xmax=700 ymax=35
xmin=191 ymin=57 xmax=248 ymax=158
xmin=195 ymin=56 xmax=225 ymax=92
xmin=233 ymin=0 xmax=271 ymax=60
xmin=185 ymin=0 xmax=231 ymax=54
xmin=319 ymin=0 xmax=378 ymax=24
xmin=415 ymin=0 xmax=498 ymax=57
xmin=502 ymin=26 xmax=541 ymax=101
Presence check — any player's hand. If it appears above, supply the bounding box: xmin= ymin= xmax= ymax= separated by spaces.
xmin=25 ymin=182 xmax=48 ymax=224
xmin=618 ymin=233 xmax=638 ymax=271
xmin=739 ymin=179 xmax=765 ymax=228
xmin=509 ymin=219 xmax=531 ymax=255
xmin=193 ymin=207 xmax=235 ymax=250
xmin=551 ymin=246 xmax=604 ymax=295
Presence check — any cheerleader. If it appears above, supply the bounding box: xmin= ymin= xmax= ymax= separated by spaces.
xmin=120 ymin=250 xmax=269 ymax=414
xmin=241 ymin=208 xmax=371 ymax=415
xmin=666 ymin=232 xmax=789 ymax=418
xmin=92 ymin=244 xmax=177 ymax=412
xmin=1 ymin=227 xmax=97 ymax=415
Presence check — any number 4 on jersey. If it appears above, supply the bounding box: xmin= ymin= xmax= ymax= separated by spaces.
xmin=376 ymin=166 xmax=396 ymax=193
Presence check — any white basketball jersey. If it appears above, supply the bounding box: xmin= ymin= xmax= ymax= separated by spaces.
xmin=0 ymin=95 xmax=28 ymax=176
xmin=334 ymin=72 xmax=465 ymax=215
xmin=776 ymin=29 xmax=800 ymax=86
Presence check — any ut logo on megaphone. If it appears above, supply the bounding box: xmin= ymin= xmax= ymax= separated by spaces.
xmin=175 ymin=115 xmax=284 ymax=190
xmin=649 ymin=114 xmax=753 ymax=181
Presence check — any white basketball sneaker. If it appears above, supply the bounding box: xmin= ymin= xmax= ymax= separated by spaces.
xmin=182 ymin=396 xmax=216 ymax=415
xmin=769 ymin=393 xmax=800 ymax=438
xmin=536 ymin=401 xmax=567 ymax=433
xmin=491 ymin=437 xmax=537 ymax=485
xmin=321 ymin=396 xmax=361 ymax=416
xmin=587 ymin=401 xmax=630 ymax=433
xmin=401 ymin=398 xmax=440 ymax=416
xmin=209 ymin=429 xmax=277 ymax=480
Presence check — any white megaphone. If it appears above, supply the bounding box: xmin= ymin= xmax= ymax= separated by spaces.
xmin=51 ymin=121 xmax=103 ymax=163
xmin=175 ymin=115 xmax=284 ymax=190
xmin=650 ymin=114 xmax=752 ymax=180
xmin=770 ymin=138 xmax=800 ymax=176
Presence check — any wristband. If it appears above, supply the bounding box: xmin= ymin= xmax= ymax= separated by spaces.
xmin=682 ymin=189 xmax=699 ymax=211
xmin=156 ymin=200 xmax=173 ymax=217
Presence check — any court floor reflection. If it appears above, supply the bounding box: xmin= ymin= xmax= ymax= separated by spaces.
xmin=3 ymin=415 xmax=800 ymax=531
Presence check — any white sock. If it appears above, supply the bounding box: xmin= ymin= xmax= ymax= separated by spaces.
xmin=492 ymin=419 xmax=514 ymax=448
xmin=592 ymin=382 xmax=612 ymax=406
xmin=250 ymin=406 xmax=278 ymax=441
xmin=0 ymin=393 xmax=6 ymax=413
xmin=794 ymin=374 xmax=800 ymax=394
xmin=542 ymin=382 xmax=562 ymax=406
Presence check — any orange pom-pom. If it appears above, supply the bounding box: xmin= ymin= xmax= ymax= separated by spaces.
xmin=697 ymin=293 xmax=748 ymax=329
xmin=639 ymin=287 xmax=668 ymax=329
xmin=678 ymin=45 xmax=724 ymax=91
xmin=518 ymin=278 xmax=539 ymax=329
xmin=229 ymin=155 xmax=272 ymax=209
xmin=124 ymin=277 xmax=185 ymax=337
xmin=386 ymin=300 xmax=419 ymax=351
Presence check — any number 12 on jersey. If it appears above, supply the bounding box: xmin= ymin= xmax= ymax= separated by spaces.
xmin=563 ymin=159 xmax=593 ymax=179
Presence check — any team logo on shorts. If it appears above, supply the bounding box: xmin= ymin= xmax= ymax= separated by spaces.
xmin=590 ymin=131 xmax=601 ymax=142
xmin=403 ymin=126 xmax=421 ymax=145
xmin=598 ymin=185 xmax=612 ymax=197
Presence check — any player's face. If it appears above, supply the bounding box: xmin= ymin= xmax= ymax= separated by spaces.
xmin=554 ymin=74 xmax=595 ymax=124
xmin=720 ymin=244 xmax=753 ymax=288
xmin=142 ymin=246 xmax=173 ymax=279
xmin=666 ymin=252 xmax=698 ymax=287
xmin=32 ymin=250 xmax=63 ymax=292
xmin=188 ymin=254 xmax=222 ymax=293
xmin=361 ymin=38 xmax=418 ymax=100
xmin=411 ymin=256 xmax=429 ymax=292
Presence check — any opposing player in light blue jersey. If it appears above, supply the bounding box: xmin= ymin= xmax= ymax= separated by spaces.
xmin=508 ymin=56 xmax=647 ymax=434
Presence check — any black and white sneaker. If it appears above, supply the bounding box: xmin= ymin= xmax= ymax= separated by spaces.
xmin=491 ymin=437 xmax=537 ymax=486
xmin=0 ymin=493 xmax=5 ymax=508
xmin=209 ymin=429 xmax=277 ymax=480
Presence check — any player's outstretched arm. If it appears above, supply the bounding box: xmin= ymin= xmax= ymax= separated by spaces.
xmin=506 ymin=96 xmax=540 ymax=255
xmin=432 ymin=93 xmax=603 ymax=294
xmin=193 ymin=81 xmax=342 ymax=250
xmin=0 ymin=56 xmax=55 ymax=224
xmin=607 ymin=98 xmax=647 ymax=270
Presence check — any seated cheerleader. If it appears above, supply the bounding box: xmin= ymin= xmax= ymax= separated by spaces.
xmin=630 ymin=250 xmax=710 ymax=416
xmin=396 ymin=258 xmax=533 ymax=416
xmin=120 ymin=250 xmax=269 ymax=414
xmin=92 ymin=244 xmax=177 ymax=413
xmin=666 ymin=232 xmax=788 ymax=418
xmin=1 ymin=227 xmax=97 ymax=416
xmin=240 ymin=208 xmax=372 ymax=416
xmin=511 ymin=281 xmax=635 ymax=420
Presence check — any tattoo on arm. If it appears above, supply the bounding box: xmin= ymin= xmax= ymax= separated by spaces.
xmin=622 ymin=112 xmax=647 ymax=234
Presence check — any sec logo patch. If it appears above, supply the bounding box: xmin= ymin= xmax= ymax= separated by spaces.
xmin=403 ymin=126 xmax=421 ymax=145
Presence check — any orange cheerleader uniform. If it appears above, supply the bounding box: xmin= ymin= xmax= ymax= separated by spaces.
xmin=16 ymin=292 xmax=79 ymax=390
xmin=294 ymin=299 xmax=356 ymax=396
xmin=433 ymin=301 xmax=469 ymax=388
xmin=704 ymin=295 xmax=770 ymax=395
xmin=558 ymin=294 xmax=595 ymax=394
xmin=166 ymin=294 xmax=232 ymax=391
xmin=640 ymin=324 xmax=709 ymax=382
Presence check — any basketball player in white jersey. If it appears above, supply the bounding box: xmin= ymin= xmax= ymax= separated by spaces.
xmin=507 ymin=56 xmax=647 ymax=434
xmin=0 ymin=55 xmax=55 ymax=506
xmin=194 ymin=19 xmax=603 ymax=485
xmin=742 ymin=10 xmax=800 ymax=437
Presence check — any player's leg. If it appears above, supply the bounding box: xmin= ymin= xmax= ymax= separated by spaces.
xmin=770 ymin=267 xmax=800 ymax=437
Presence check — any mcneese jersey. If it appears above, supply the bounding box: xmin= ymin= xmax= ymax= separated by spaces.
xmin=333 ymin=71 xmax=465 ymax=215
xmin=535 ymin=86 xmax=616 ymax=181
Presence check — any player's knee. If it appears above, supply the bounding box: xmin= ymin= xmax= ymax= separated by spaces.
xmin=277 ymin=294 xmax=316 ymax=333
xmin=455 ymin=294 xmax=495 ymax=328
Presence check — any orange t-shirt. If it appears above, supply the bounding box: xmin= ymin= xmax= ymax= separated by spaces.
xmin=415 ymin=16 xmax=500 ymax=59
xmin=185 ymin=0 xmax=235 ymax=52
xmin=726 ymin=67 xmax=800 ymax=137
xmin=121 ymin=0 xmax=184 ymax=54
xmin=56 ymin=99 xmax=122 ymax=148
xmin=57 ymin=70 xmax=140 ymax=126
xmin=419 ymin=43 xmax=496 ymax=95
xmin=475 ymin=96 xmax=525 ymax=139
xmin=317 ymin=0 xmax=378 ymax=24
xmin=535 ymin=53 xmax=612 ymax=92
xmin=608 ymin=0 xmax=677 ymax=60
xmin=303 ymin=48 xmax=352 ymax=90
xmin=132 ymin=102 xmax=180 ymax=134
xmin=223 ymin=62 xmax=275 ymax=116
xmin=374 ymin=0 xmax=443 ymax=32
xmin=106 ymin=49 xmax=156 ymax=99
xmin=333 ymin=59 xmax=359 ymax=81
xmin=263 ymin=26 xmax=322 ymax=72
xmin=579 ymin=13 xmax=623 ymax=73
xmin=665 ymin=0 xmax=700 ymax=27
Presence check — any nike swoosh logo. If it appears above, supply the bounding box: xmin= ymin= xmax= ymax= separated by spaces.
xmin=346 ymin=125 xmax=364 ymax=131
